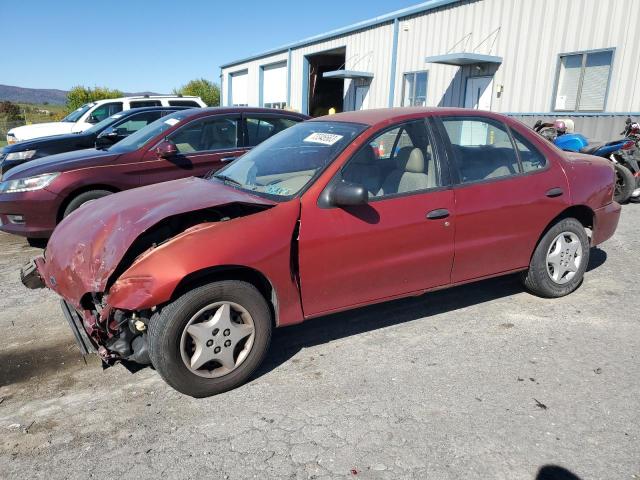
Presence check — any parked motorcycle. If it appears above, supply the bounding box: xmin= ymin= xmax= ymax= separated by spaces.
xmin=533 ymin=120 xmax=639 ymax=203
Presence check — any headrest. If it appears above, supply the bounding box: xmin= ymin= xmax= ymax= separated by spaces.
xmin=352 ymin=145 xmax=376 ymax=165
xmin=397 ymin=147 xmax=425 ymax=173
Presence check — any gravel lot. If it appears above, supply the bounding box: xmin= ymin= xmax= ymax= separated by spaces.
xmin=0 ymin=205 xmax=639 ymax=480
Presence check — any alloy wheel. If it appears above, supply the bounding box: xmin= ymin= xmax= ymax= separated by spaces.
xmin=546 ymin=231 xmax=583 ymax=284
xmin=180 ymin=301 xmax=255 ymax=378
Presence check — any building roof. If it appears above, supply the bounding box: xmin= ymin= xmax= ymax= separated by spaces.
xmin=220 ymin=0 xmax=462 ymax=69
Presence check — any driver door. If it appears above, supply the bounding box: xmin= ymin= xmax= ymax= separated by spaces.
xmin=298 ymin=119 xmax=455 ymax=317
xmin=138 ymin=114 xmax=245 ymax=186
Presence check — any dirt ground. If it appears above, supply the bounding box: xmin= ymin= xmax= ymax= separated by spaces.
xmin=0 ymin=206 xmax=639 ymax=480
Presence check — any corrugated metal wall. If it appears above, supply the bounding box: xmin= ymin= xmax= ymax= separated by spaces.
xmin=510 ymin=114 xmax=633 ymax=142
xmin=395 ymin=0 xmax=640 ymax=112
xmin=221 ymin=0 xmax=640 ymax=118
xmin=288 ymin=22 xmax=395 ymax=112
xmin=222 ymin=52 xmax=288 ymax=107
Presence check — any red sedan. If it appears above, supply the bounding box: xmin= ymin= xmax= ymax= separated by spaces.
xmin=0 ymin=107 xmax=307 ymax=242
xmin=23 ymin=108 xmax=620 ymax=397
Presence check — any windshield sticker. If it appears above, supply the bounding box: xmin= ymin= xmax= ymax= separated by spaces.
xmin=164 ymin=118 xmax=180 ymax=126
xmin=303 ymin=132 xmax=343 ymax=146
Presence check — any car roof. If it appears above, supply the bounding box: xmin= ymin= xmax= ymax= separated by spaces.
xmin=176 ymin=107 xmax=310 ymax=119
xmin=310 ymin=107 xmax=510 ymax=127
xmin=93 ymin=95 xmax=201 ymax=103
xmin=115 ymin=106 xmax=192 ymax=115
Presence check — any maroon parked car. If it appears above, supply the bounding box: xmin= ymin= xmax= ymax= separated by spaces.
xmin=0 ymin=107 xmax=308 ymax=242
xmin=23 ymin=108 xmax=620 ymax=397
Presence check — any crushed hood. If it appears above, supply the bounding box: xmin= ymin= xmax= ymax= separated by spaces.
xmin=41 ymin=177 xmax=275 ymax=305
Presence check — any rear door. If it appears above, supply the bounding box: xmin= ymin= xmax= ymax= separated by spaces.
xmin=436 ymin=115 xmax=571 ymax=282
xmin=138 ymin=114 xmax=244 ymax=186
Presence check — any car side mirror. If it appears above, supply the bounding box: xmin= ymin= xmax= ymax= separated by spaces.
xmin=95 ymin=128 xmax=120 ymax=149
xmin=329 ymin=181 xmax=368 ymax=206
xmin=87 ymin=114 xmax=99 ymax=124
xmin=156 ymin=140 xmax=178 ymax=158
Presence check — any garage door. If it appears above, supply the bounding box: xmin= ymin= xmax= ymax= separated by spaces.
xmin=230 ymin=70 xmax=248 ymax=106
xmin=262 ymin=62 xmax=287 ymax=109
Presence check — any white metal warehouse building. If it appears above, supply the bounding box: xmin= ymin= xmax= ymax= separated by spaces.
xmin=220 ymin=0 xmax=640 ymax=138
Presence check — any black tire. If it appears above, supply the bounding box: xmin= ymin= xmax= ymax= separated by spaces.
xmin=148 ymin=280 xmax=272 ymax=397
xmin=613 ymin=163 xmax=634 ymax=204
xmin=62 ymin=190 xmax=113 ymax=218
xmin=521 ymin=218 xmax=590 ymax=298
xmin=26 ymin=237 xmax=48 ymax=249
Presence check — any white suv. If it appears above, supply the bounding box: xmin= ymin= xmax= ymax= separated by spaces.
xmin=6 ymin=95 xmax=206 ymax=144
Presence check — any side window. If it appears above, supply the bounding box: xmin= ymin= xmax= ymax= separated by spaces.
xmin=169 ymin=100 xmax=200 ymax=107
xmin=511 ymin=129 xmax=547 ymax=172
xmin=342 ymin=120 xmax=443 ymax=198
xmin=441 ymin=117 xmax=520 ymax=183
xmin=130 ymin=100 xmax=162 ymax=108
xmin=90 ymin=102 xmax=123 ymax=123
xmin=113 ymin=111 xmax=163 ymax=135
xmin=169 ymin=117 xmax=238 ymax=153
xmin=245 ymin=116 xmax=299 ymax=147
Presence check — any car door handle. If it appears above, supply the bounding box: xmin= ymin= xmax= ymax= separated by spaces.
xmin=545 ymin=187 xmax=564 ymax=198
xmin=220 ymin=156 xmax=238 ymax=162
xmin=426 ymin=208 xmax=450 ymax=220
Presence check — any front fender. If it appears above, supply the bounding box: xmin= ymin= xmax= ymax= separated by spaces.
xmin=106 ymin=199 xmax=304 ymax=327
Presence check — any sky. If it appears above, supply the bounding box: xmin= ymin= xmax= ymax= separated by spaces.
xmin=1 ymin=0 xmax=421 ymax=93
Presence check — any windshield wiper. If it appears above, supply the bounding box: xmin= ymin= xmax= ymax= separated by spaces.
xmin=212 ymin=174 xmax=243 ymax=187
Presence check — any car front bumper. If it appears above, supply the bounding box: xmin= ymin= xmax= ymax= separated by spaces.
xmin=0 ymin=188 xmax=60 ymax=238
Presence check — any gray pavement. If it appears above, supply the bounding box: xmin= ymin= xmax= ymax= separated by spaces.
xmin=0 ymin=205 xmax=639 ymax=479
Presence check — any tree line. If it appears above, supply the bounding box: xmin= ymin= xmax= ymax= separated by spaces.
xmin=66 ymin=79 xmax=220 ymax=111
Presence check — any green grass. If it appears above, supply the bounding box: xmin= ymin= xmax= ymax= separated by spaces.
xmin=0 ymin=140 xmax=7 ymax=148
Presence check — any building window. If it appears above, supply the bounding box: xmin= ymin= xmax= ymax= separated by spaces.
xmin=264 ymin=102 xmax=287 ymax=109
xmin=553 ymin=49 xmax=614 ymax=111
xmin=402 ymin=71 xmax=428 ymax=106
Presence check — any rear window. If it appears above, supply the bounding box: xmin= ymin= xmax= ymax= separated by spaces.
xmin=169 ymin=100 xmax=201 ymax=107
xmin=442 ymin=117 xmax=520 ymax=183
xmin=130 ymin=100 xmax=162 ymax=108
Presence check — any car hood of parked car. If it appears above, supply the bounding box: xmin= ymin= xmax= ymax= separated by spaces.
xmin=40 ymin=177 xmax=277 ymax=306
xmin=9 ymin=122 xmax=75 ymax=140
xmin=2 ymin=131 xmax=92 ymax=154
xmin=2 ymin=148 xmax=120 ymax=180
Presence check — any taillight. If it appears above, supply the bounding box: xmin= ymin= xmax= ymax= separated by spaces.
xmin=622 ymin=140 xmax=634 ymax=150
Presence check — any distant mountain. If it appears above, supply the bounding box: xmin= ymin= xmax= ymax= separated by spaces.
xmin=0 ymin=84 xmax=164 ymax=105
xmin=0 ymin=85 xmax=68 ymax=104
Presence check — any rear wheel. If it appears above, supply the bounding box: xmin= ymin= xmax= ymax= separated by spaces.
xmin=148 ymin=280 xmax=272 ymax=397
xmin=521 ymin=218 xmax=590 ymax=298
xmin=62 ymin=190 xmax=113 ymax=218
xmin=613 ymin=163 xmax=634 ymax=203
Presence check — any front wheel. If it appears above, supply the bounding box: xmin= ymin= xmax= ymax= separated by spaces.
xmin=62 ymin=189 xmax=113 ymax=218
xmin=148 ymin=280 xmax=272 ymax=397
xmin=613 ymin=163 xmax=635 ymax=203
xmin=521 ymin=218 xmax=590 ymax=298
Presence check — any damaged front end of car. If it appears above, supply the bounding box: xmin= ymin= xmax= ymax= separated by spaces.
xmin=21 ymin=177 xmax=282 ymax=370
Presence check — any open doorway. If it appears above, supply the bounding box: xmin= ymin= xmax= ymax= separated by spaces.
xmin=306 ymin=48 xmax=345 ymax=116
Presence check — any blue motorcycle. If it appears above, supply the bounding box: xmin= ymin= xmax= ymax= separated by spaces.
xmin=534 ymin=120 xmax=639 ymax=203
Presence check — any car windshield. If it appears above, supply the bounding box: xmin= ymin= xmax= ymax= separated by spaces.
xmin=213 ymin=121 xmax=366 ymax=199
xmin=107 ymin=110 xmax=192 ymax=153
xmin=61 ymin=103 xmax=94 ymax=123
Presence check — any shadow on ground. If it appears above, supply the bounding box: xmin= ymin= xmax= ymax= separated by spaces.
xmin=0 ymin=337 xmax=88 ymax=387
